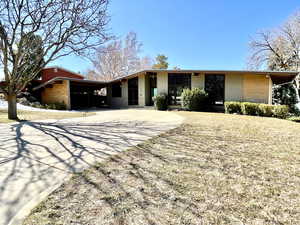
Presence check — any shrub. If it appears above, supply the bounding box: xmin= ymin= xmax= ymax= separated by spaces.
xmin=224 ymin=101 xmax=242 ymax=114
xmin=30 ymin=101 xmax=43 ymax=108
xmin=258 ymin=104 xmax=274 ymax=117
xmin=181 ymin=88 xmax=208 ymax=111
xmin=153 ymin=94 xmax=168 ymax=111
xmin=273 ymin=105 xmax=289 ymax=119
xmin=225 ymin=101 xmax=290 ymax=119
xmin=44 ymin=102 xmax=67 ymax=110
xmin=287 ymin=116 xmax=300 ymax=123
xmin=241 ymin=102 xmax=260 ymax=116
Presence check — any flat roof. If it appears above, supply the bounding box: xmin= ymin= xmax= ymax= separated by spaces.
xmin=110 ymin=69 xmax=299 ymax=82
xmin=33 ymin=69 xmax=299 ymax=90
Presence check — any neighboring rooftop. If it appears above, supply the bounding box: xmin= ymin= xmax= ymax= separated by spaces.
xmin=43 ymin=67 xmax=85 ymax=78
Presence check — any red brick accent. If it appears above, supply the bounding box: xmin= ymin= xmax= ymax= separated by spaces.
xmin=41 ymin=68 xmax=84 ymax=82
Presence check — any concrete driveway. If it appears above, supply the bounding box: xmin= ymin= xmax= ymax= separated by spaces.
xmin=0 ymin=109 xmax=183 ymax=225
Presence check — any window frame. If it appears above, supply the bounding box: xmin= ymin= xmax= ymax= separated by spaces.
xmin=168 ymin=73 xmax=191 ymax=105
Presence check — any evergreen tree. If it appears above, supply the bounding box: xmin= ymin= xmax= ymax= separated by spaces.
xmin=152 ymin=54 xmax=169 ymax=69
xmin=21 ymin=33 xmax=45 ymax=79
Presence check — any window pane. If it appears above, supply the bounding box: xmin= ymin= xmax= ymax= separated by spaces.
xmin=205 ymin=74 xmax=225 ymax=105
xmin=112 ymin=83 xmax=122 ymax=97
xmin=168 ymin=73 xmax=191 ymax=105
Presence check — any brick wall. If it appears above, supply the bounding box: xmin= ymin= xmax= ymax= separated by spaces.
xmin=41 ymin=80 xmax=71 ymax=109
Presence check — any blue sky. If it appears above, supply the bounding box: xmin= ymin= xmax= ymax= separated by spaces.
xmin=51 ymin=0 xmax=300 ymax=74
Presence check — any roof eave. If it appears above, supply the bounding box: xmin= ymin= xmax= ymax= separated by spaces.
xmin=109 ymin=69 xmax=299 ymax=82
xmin=32 ymin=77 xmax=106 ymax=91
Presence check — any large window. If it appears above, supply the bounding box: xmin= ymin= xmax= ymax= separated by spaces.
xmin=205 ymin=74 xmax=225 ymax=105
xmin=149 ymin=72 xmax=157 ymax=105
xmin=112 ymin=82 xmax=122 ymax=97
xmin=168 ymin=73 xmax=191 ymax=105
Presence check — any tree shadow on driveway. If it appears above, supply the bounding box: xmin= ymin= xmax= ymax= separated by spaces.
xmin=0 ymin=119 xmax=174 ymax=225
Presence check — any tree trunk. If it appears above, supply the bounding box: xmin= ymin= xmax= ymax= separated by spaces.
xmin=7 ymin=94 xmax=18 ymax=120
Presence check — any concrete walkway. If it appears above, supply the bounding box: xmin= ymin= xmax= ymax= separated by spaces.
xmin=0 ymin=109 xmax=183 ymax=225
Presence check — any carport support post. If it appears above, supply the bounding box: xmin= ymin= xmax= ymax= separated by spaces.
xmin=268 ymin=76 xmax=273 ymax=105
xmin=138 ymin=73 xmax=146 ymax=106
xmin=66 ymin=80 xmax=71 ymax=110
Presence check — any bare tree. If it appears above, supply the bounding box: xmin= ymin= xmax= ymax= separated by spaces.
xmin=0 ymin=0 xmax=111 ymax=119
xmin=248 ymin=11 xmax=300 ymax=72
xmin=90 ymin=32 xmax=153 ymax=81
xmin=139 ymin=56 xmax=154 ymax=71
xmin=248 ymin=10 xmax=300 ymax=104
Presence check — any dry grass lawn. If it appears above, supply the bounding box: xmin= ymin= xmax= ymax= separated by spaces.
xmin=0 ymin=109 xmax=95 ymax=123
xmin=23 ymin=112 xmax=300 ymax=225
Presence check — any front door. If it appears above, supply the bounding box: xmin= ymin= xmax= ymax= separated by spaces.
xmin=205 ymin=74 xmax=225 ymax=105
xmin=128 ymin=77 xmax=138 ymax=105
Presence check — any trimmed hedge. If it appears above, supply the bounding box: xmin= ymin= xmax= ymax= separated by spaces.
xmin=258 ymin=104 xmax=274 ymax=117
xmin=273 ymin=105 xmax=289 ymax=119
xmin=181 ymin=88 xmax=208 ymax=111
xmin=153 ymin=94 xmax=168 ymax=111
xmin=241 ymin=102 xmax=260 ymax=116
xmin=224 ymin=101 xmax=242 ymax=114
xmin=225 ymin=101 xmax=289 ymax=119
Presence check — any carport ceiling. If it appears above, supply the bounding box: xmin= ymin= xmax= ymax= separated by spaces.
xmin=270 ymin=74 xmax=296 ymax=85
xmin=70 ymin=81 xmax=106 ymax=91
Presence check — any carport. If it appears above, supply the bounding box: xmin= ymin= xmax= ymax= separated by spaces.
xmin=69 ymin=79 xmax=107 ymax=109
xmin=33 ymin=77 xmax=108 ymax=110
xmin=269 ymin=72 xmax=298 ymax=85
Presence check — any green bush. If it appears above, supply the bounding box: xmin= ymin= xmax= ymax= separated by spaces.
xmin=273 ymin=105 xmax=289 ymax=119
xmin=258 ymin=104 xmax=274 ymax=117
xmin=287 ymin=116 xmax=300 ymax=122
xmin=153 ymin=94 xmax=168 ymax=111
xmin=224 ymin=101 xmax=242 ymax=114
xmin=241 ymin=102 xmax=260 ymax=116
xmin=181 ymin=88 xmax=208 ymax=111
xmin=225 ymin=101 xmax=290 ymax=119
xmin=44 ymin=102 xmax=67 ymax=110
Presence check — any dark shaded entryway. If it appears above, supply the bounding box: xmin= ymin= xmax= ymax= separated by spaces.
xmin=205 ymin=74 xmax=225 ymax=105
xmin=128 ymin=77 xmax=138 ymax=105
xmin=70 ymin=81 xmax=107 ymax=109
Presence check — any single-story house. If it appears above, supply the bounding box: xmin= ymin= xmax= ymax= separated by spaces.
xmin=31 ymin=67 xmax=298 ymax=110
xmin=106 ymin=69 xmax=298 ymax=108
